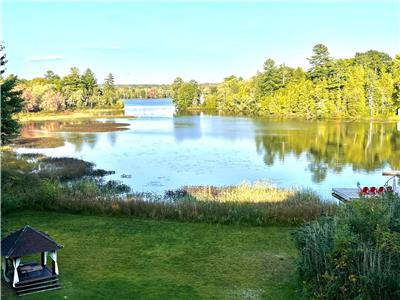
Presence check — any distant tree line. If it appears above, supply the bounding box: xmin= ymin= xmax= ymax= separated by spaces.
xmin=172 ymin=44 xmax=400 ymax=118
xmin=116 ymin=84 xmax=172 ymax=100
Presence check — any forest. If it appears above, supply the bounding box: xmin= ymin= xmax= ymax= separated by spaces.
xmin=4 ymin=43 xmax=400 ymax=119
xmin=11 ymin=69 xmax=171 ymax=113
xmin=172 ymin=44 xmax=400 ymax=118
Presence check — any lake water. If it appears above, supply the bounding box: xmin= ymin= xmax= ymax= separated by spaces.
xmin=16 ymin=98 xmax=400 ymax=200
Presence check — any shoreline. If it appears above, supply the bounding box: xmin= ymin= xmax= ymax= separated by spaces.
xmin=18 ymin=106 xmax=400 ymax=122
xmin=16 ymin=107 xmax=129 ymax=122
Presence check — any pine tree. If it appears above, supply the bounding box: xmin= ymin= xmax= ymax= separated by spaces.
xmin=82 ymin=68 xmax=97 ymax=107
xmin=307 ymin=44 xmax=332 ymax=82
xmin=1 ymin=75 xmax=24 ymax=143
xmin=62 ymin=67 xmax=83 ymax=108
xmin=101 ymin=73 xmax=117 ymax=106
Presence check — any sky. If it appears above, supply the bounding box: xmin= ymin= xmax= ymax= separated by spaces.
xmin=1 ymin=1 xmax=399 ymax=84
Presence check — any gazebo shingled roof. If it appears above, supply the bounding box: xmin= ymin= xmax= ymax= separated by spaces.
xmin=1 ymin=225 xmax=63 ymax=258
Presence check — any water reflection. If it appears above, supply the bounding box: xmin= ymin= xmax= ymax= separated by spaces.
xmin=124 ymin=99 xmax=175 ymax=117
xmin=253 ymin=120 xmax=400 ymax=181
xmin=173 ymin=116 xmax=202 ymax=142
xmin=14 ymin=99 xmax=400 ymax=197
xmin=108 ymin=132 xmax=117 ymax=147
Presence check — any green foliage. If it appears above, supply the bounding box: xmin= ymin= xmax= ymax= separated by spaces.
xmin=172 ymin=78 xmax=200 ymax=111
xmin=172 ymin=44 xmax=400 ymax=119
xmin=294 ymin=195 xmax=400 ymax=299
xmin=219 ymin=75 xmax=258 ymax=114
xmin=354 ymin=50 xmax=393 ymax=75
xmin=0 ymin=152 xmax=59 ymax=213
xmin=1 ymin=75 xmax=24 ymax=143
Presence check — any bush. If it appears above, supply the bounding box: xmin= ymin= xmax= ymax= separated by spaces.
xmin=293 ymin=194 xmax=400 ymax=299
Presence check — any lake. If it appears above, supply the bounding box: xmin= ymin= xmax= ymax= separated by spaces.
xmin=16 ymin=98 xmax=400 ymax=200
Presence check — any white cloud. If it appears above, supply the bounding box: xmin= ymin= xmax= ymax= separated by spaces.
xmin=27 ymin=55 xmax=64 ymax=62
xmin=83 ymin=45 xmax=121 ymax=51
xmin=105 ymin=45 xmax=121 ymax=50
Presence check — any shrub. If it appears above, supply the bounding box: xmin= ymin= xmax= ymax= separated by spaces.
xmin=293 ymin=194 xmax=400 ymax=299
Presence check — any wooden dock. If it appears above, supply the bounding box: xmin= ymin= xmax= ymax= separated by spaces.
xmin=332 ymin=188 xmax=360 ymax=202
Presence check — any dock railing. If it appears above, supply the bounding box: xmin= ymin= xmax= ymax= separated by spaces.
xmin=382 ymin=170 xmax=399 ymax=192
xmin=382 ymin=170 xmax=400 ymax=177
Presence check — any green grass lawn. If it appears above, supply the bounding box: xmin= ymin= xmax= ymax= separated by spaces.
xmin=1 ymin=211 xmax=299 ymax=300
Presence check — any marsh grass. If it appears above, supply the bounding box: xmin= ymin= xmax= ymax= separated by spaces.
xmin=52 ymin=182 xmax=336 ymax=226
xmin=2 ymin=151 xmax=336 ymax=225
xmin=38 ymin=157 xmax=115 ymax=180
xmin=294 ymin=194 xmax=400 ymax=299
xmin=55 ymin=121 xmax=130 ymax=132
xmin=11 ymin=136 xmax=65 ymax=148
xmin=17 ymin=108 xmax=134 ymax=122
xmin=184 ymin=182 xmax=321 ymax=203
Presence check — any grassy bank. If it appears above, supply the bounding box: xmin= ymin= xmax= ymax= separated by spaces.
xmin=1 ymin=211 xmax=299 ymax=299
xmin=16 ymin=108 xmax=131 ymax=122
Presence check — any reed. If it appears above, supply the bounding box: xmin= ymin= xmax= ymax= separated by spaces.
xmin=51 ymin=182 xmax=336 ymax=226
xmin=293 ymin=194 xmax=400 ymax=299
xmin=1 ymin=151 xmax=336 ymax=225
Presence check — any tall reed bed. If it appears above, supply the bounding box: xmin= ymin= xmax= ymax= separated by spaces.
xmin=52 ymin=181 xmax=336 ymax=226
xmin=293 ymin=194 xmax=400 ymax=299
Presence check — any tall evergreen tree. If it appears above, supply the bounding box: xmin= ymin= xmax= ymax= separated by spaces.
xmin=1 ymin=75 xmax=24 ymax=143
xmin=82 ymin=68 xmax=97 ymax=107
xmin=0 ymin=43 xmax=23 ymax=143
xmin=0 ymin=43 xmax=7 ymax=75
xmin=101 ymin=73 xmax=117 ymax=106
xmin=307 ymin=44 xmax=332 ymax=81
xmin=62 ymin=67 xmax=83 ymax=108
xmin=256 ymin=59 xmax=281 ymax=96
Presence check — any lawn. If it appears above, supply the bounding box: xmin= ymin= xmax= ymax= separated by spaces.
xmin=1 ymin=211 xmax=299 ymax=300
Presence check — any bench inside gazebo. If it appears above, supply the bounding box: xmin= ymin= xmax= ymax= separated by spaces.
xmin=1 ymin=225 xmax=63 ymax=296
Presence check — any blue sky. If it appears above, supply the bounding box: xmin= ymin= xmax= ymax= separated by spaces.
xmin=2 ymin=1 xmax=399 ymax=84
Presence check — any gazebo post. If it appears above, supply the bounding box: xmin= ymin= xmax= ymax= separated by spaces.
xmin=41 ymin=251 xmax=48 ymax=266
xmin=2 ymin=257 xmax=10 ymax=283
xmin=50 ymin=250 xmax=59 ymax=275
xmin=12 ymin=257 xmax=21 ymax=287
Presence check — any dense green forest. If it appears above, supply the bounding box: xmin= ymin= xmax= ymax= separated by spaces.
xmin=172 ymin=44 xmax=400 ymax=118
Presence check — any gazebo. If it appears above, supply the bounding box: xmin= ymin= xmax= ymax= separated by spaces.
xmin=1 ymin=225 xmax=63 ymax=296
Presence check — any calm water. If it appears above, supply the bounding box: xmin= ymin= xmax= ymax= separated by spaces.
xmin=16 ymin=99 xmax=400 ymax=199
